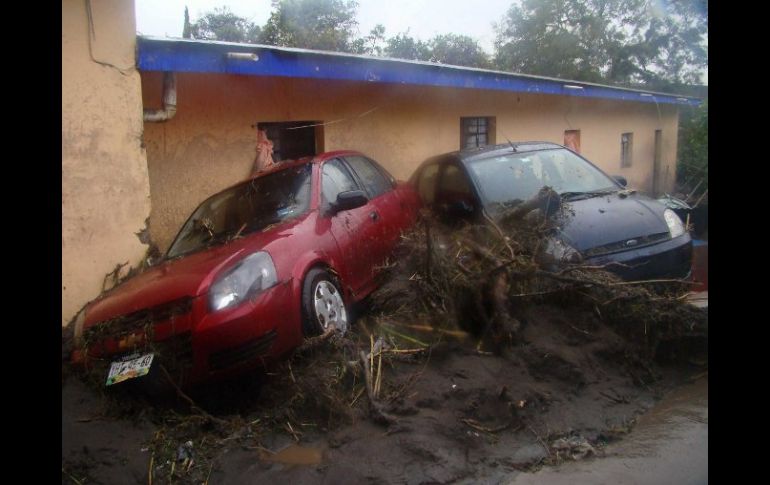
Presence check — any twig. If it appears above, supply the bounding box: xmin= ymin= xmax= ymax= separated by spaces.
xmin=63 ymin=471 xmax=84 ymax=485
xmin=350 ymin=386 xmax=366 ymax=407
xmin=285 ymin=421 xmax=301 ymax=442
xmin=483 ymin=211 xmax=516 ymax=260
xmin=569 ymin=324 xmax=591 ymax=335
xmin=370 ymin=334 xmax=375 ymax=381
xmin=609 ymin=278 xmax=700 ymax=286
xmin=359 ymin=349 xmax=396 ymax=425
xmin=461 ymin=418 xmax=518 ymax=434
xmin=204 ymin=462 xmax=213 ymax=485
xmin=528 ymin=425 xmax=552 ymax=458
xmin=374 ymin=350 xmax=383 ymax=398
xmin=599 ymin=390 xmax=629 ymax=404
xmin=693 ymin=188 xmax=708 ymax=208
xmin=395 ymin=323 xmax=468 ymax=338
xmin=148 ymin=452 xmax=154 ymax=485
xmin=557 ymin=261 xmax=631 ymax=274
xmin=159 ymin=364 xmax=228 ymax=426
xmin=295 ymin=324 xmax=336 ymax=353
xmin=385 ymin=348 xmax=429 ymax=355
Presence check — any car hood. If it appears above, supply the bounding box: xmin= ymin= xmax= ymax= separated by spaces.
xmin=84 ymin=219 xmax=303 ymax=326
xmin=557 ymin=192 xmax=670 ymax=252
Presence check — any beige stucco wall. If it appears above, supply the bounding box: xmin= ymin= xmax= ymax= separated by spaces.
xmin=62 ymin=0 xmax=151 ymax=325
xmin=142 ymin=72 xmax=679 ymax=251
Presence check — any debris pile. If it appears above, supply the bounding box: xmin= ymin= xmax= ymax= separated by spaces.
xmin=62 ymin=190 xmax=708 ymax=483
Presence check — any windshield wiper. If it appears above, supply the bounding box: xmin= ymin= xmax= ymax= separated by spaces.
xmin=560 ymin=189 xmax=617 ymax=201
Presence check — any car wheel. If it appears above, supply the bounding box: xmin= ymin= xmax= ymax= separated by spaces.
xmin=301 ymin=268 xmax=349 ymax=337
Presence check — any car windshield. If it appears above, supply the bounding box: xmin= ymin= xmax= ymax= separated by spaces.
xmin=166 ymin=164 xmax=312 ymax=259
xmin=466 ymin=148 xmax=619 ymax=214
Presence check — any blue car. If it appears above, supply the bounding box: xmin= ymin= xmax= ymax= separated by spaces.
xmin=410 ymin=142 xmax=692 ymax=280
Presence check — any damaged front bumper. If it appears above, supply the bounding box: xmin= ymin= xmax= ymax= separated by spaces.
xmin=585 ymin=234 xmax=693 ymax=281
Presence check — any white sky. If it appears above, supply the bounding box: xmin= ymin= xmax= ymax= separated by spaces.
xmin=134 ymin=0 xmax=513 ymax=53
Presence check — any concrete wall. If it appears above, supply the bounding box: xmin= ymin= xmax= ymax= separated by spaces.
xmin=62 ymin=0 xmax=151 ymax=325
xmin=142 ymin=72 xmax=679 ymax=251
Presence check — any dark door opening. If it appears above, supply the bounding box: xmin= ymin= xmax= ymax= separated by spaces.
xmin=257 ymin=121 xmax=323 ymax=161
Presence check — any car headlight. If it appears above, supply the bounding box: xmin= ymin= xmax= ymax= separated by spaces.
xmin=663 ymin=209 xmax=685 ymax=238
xmin=209 ymin=251 xmax=278 ymax=312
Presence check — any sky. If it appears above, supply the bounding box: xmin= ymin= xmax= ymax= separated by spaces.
xmin=134 ymin=0 xmax=513 ymax=54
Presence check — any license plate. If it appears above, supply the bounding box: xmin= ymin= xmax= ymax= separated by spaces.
xmin=106 ymin=353 xmax=154 ymax=386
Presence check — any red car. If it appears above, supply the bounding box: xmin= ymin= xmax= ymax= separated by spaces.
xmin=72 ymin=151 xmax=421 ymax=386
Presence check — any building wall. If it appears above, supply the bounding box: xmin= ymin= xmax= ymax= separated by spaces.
xmin=142 ymin=72 xmax=679 ymax=251
xmin=62 ymin=0 xmax=151 ymax=325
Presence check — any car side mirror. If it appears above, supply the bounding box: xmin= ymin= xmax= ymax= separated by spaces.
xmin=613 ymin=175 xmax=628 ymax=187
xmin=334 ymin=190 xmax=369 ymax=213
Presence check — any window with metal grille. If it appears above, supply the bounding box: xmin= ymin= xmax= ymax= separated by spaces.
xmin=621 ymin=132 xmax=633 ymax=167
xmin=461 ymin=117 xmax=496 ymax=149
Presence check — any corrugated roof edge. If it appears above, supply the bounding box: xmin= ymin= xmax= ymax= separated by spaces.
xmin=136 ymin=36 xmax=701 ymax=107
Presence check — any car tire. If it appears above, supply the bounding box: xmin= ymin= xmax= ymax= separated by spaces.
xmin=301 ymin=268 xmax=349 ymax=337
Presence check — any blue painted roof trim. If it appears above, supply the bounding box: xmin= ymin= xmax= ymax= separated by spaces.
xmin=137 ymin=36 xmax=700 ymax=107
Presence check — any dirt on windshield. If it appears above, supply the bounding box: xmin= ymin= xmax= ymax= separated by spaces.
xmin=62 ymin=209 xmax=707 ymax=484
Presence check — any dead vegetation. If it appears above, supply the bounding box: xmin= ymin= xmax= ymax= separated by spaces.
xmin=63 ymin=190 xmax=707 ymax=484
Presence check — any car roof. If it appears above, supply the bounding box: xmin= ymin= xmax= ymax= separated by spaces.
xmin=238 ymin=150 xmax=365 ymax=182
xmin=436 ymin=141 xmax=565 ymax=164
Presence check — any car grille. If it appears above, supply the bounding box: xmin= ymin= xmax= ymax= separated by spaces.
xmin=84 ymin=296 xmax=193 ymax=342
xmin=154 ymin=331 xmax=194 ymax=381
xmin=583 ymin=232 xmax=670 ymax=258
xmin=208 ymin=330 xmax=277 ymax=372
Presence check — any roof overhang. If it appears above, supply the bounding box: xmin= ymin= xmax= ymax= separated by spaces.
xmin=137 ymin=36 xmax=701 ymax=107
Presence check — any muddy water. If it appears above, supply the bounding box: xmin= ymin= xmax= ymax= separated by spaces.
xmin=509 ymin=377 xmax=708 ymax=484
xmin=260 ymin=444 xmax=324 ymax=466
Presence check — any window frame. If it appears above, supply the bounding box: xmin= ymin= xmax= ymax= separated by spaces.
xmin=621 ymin=132 xmax=633 ymax=168
xmin=460 ymin=116 xmax=496 ymax=149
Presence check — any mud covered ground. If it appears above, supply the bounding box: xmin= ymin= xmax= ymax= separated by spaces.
xmin=62 ymin=301 xmax=707 ymax=485
xmin=63 ymin=211 xmax=707 ymax=484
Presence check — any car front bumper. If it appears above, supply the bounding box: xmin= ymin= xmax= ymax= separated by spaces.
xmin=76 ymin=279 xmax=303 ymax=386
xmin=585 ymin=234 xmax=693 ymax=281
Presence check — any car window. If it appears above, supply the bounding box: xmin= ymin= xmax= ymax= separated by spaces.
xmin=434 ymin=163 xmax=477 ymax=222
xmin=345 ymin=155 xmax=392 ymax=199
xmin=417 ymin=163 xmax=439 ymax=204
xmin=322 ymin=158 xmax=360 ymax=210
xmin=438 ymin=164 xmax=474 ymax=197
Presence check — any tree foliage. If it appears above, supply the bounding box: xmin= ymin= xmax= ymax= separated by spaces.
xmin=384 ymin=31 xmax=432 ymax=61
xmin=351 ymin=24 xmax=387 ymax=56
xmin=188 ymin=6 xmax=261 ymax=43
xmin=428 ymin=34 xmax=492 ymax=69
xmin=182 ymin=1 xmax=706 ymax=86
xmin=259 ymin=0 xmax=360 ymax=52
xmin=677 ymin=99 xmax=707 ymax=192
xmin=183 ymin=6 xmax=192 ymax=39
xmin=494 ymin=0 xmax=707 ymax=85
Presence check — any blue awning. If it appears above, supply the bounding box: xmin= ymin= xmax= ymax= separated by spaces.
xmin=137 ymin=36 xmax=700 ymax=107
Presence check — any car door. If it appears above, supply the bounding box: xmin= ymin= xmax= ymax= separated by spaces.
xmin=320 ymin=157 xmax=381 ymax=298
xmin=342 ymin=155 xmax=402 ymax=266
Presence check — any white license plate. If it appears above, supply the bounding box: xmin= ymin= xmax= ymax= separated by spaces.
xmin=106 ymin=353 xmax=154 ymax=386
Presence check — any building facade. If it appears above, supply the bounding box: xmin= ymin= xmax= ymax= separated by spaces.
xmin=62 ymin=0 xmax=699 ymax=325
